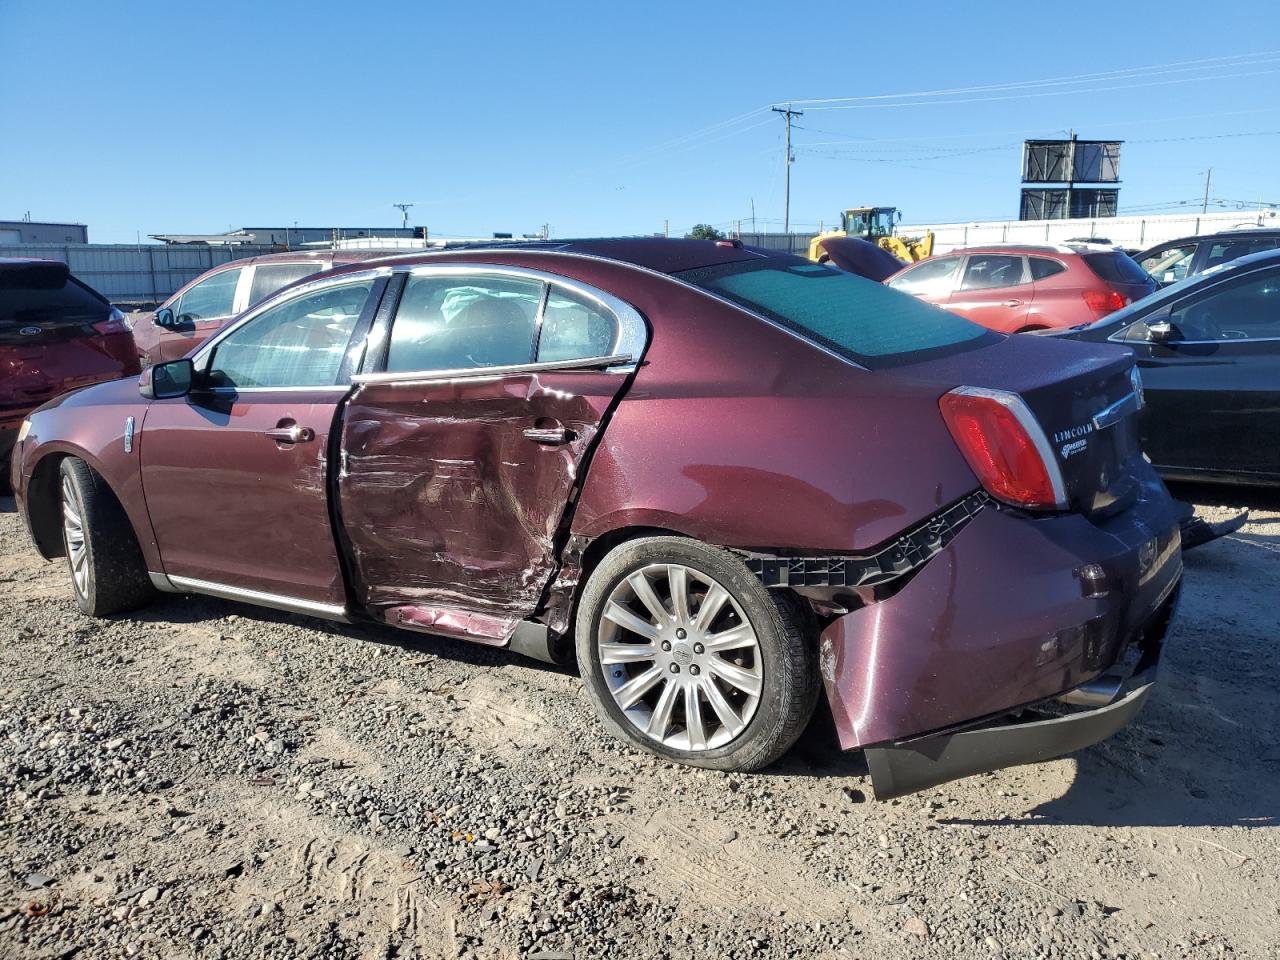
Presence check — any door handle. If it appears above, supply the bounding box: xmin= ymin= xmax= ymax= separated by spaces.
xmin=523 ymin=425 xmax=575 ymax=446
xmin=1004 ymin=299 xmax=1024 ymax=307
xmin=265 ymin=424 xmax=315 ymax=444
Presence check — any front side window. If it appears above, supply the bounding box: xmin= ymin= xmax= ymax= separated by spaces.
xmin=176 ymin=267 xmax=241 ymax=321
xmin=248 ymin=262 xmax=322 ymax=305
xmin=207 ymin=279 xmax=372 ymax=388
xmin=386 ymin=274 xmax=543 ymax=372
xmin=1138 ymin=244 xmax=1195 ymax=284
xmin=1164 ymin=267 xmax=1280 ymax=341
xmin=537 ymin=287 xmax=617 ymax=362
xmin=960 ymin=255 xmax=1026 ymax=291
xmin=887 ymin=255 xmax=961 ymax=296
xmin=678 ymin=260 xmax=992 ymax=368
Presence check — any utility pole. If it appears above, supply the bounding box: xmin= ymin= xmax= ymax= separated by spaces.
xmin=392 ymin=202 xmax=414 ymax=231
xmin=664 ymin=219 xmax=669 ymax=238
xmin=1201 ymin=168 xmax=1213 ymax=214
xmin=772 ymin=105 xmax=803 ymax=234
xmin=750 ymin=198 xmax=756 ymax=235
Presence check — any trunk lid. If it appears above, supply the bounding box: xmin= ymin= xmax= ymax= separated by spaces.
xmin=894 ymin=333 xmax=1143 ymax=516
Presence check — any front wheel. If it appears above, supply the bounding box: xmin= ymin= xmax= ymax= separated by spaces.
xmin=575 ymin=537 xmax=819 ymax=772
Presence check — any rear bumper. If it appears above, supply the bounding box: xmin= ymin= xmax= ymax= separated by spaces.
xmin=817 ymin=465 xmax=1182 ymax=795
xmin=865 ymin=581 xmax=1176 ymax=799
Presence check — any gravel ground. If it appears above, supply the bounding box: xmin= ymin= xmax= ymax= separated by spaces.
xmin=1 ymin=485 xmax=1277 ymax=960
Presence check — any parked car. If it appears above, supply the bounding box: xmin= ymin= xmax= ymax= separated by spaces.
xmin=11 ymin=239 xmax=1182 ymax=799
xmin=1057 ymin=248 xmax=1280 ymax=486
xmin=886 ymin=244 xmax=1156 ymax=333
xmin=1 ymin=259 xmax=139 ymax=490
xmin=132 ymin=249 xmax=396 ymax=364
xmin=1135 ymin=229 xmax=1280 ymax=288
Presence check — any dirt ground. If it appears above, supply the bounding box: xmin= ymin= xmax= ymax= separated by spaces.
xmin=1 ymin=484 xmax=1277 ymax=960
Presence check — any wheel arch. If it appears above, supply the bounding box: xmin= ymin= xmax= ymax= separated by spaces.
xmin=25 ymin=451 xmax=70 ymax=559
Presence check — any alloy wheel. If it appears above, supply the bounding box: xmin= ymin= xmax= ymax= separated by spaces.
xmin=597 ymin=563 xmax=762 ymax=751
xmin=61 ymin=476 xmax=88 ymax=598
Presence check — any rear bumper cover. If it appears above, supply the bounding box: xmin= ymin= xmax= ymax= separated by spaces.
xmin=865 ymin=582 xmax=1176 ymax=799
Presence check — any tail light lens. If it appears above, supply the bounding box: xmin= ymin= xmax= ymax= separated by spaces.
xmin=92 ymin=308 xmax=131 ymax=335
xmin=939 ymin=386 xmax=1067 ymax=510
xmin=1081 ymin=289 xmax=1128 ymax=316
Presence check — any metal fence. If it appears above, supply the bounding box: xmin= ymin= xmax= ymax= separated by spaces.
xmin=732 ymin=232 xmax=817 ymax=256
xmin=0 ymin=242 xmax=280 ymax=305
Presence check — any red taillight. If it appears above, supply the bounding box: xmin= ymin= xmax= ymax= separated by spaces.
xmin=939 ymin=387 xmax=1065 ymax=510
xmin=1081 ymin=288 xmax=1128 ymax=315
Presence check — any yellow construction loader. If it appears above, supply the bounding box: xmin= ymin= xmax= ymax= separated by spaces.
xmin=808 ymin=207 xmax=935 ymax=264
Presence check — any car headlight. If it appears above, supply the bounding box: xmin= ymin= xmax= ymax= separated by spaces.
xmin=16 ymin=419 xmax=32 ymax=444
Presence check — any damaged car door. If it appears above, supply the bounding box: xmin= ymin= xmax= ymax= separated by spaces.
xmin=337 ymin=266 xmax=644 ymax=643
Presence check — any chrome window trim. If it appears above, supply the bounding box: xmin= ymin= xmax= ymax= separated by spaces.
xmin=397 ymin=263 xmax=647 ymax=371
xmin=191 ymin=266 xmax=394 ymax=370
xmin=947 ymin=385 xmax=1069 ymax=508
xmin=202 ymin=385 xmax=352 ymax=395
xmin=158 ymin=573 xmax=349 ymax=622
xmin=352 ymin=353 xmax=634 ymax=387
xmin=1108 ymin=324 xmax=1280 ymax=347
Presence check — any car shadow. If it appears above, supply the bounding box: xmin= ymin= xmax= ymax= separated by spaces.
xmin=1167 ymin=479 xmax=1280 ymax=512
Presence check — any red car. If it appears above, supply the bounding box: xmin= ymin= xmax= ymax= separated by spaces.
xmin=132 ymin=249 xmax=396 ymax=365
xmin=887 ymin=244 xmax=1157 ymax=333
xmin=1 ymin=259 xmax=139 ymax=489
xmin=11 ymin=239 xmax=1182 ymax=798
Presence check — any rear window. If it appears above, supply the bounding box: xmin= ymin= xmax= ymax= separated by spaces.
xmin=0 ymin=267 xmax=109 ymax=328
xmin=677 ymin=260 xmax=993 ymax=368
xmin=249 ymin=262 xmax=323 ymax=305
xmin=1082 ymin=252 xmax=1151 ymax=285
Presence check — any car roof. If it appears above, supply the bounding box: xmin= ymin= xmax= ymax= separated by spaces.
xmin=364 ymin=237 xmax=768 ymax=275
xmin=928 ymin=243 xmax=1115 ymax=257
xmin=1142 ymin=228 xmax=1280 ymax=249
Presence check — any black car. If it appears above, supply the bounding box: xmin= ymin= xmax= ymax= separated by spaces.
xmin=1058 ymin=249 xmax=1280 ymax=486
xmin=1136 ymin=228 xmax=1280 ymax=287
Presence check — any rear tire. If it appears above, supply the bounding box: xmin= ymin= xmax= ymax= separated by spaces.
xmin=575 ymin=536 xmax=820 ymax=772
xmin=59 ymin=458 xmax=155 ymax=617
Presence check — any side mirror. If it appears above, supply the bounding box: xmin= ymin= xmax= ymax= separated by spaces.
xmin=155 ymin=307 xmax=175 ymax=327
xmin=1146 ymin=315 xmax=1178 ymax=343
xmin=140 ymin=358 xmax=195 ymax=399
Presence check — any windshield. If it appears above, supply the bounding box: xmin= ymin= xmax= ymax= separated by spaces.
xmin=676 ymin=259 xmax=995 ymax=368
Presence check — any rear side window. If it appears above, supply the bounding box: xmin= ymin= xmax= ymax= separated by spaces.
xmin=386 ymin=274 xmax=543 ymax=372
xmin=960 ymin=254 xmax=1026 ymax=290
xmin=1030 ymin=257 xmax=1067 ymax=280
xmin=677 ymin=260 xmax=992 ymax=368
xmin=176 ymin=267 xmax=241 ymax=321
xmin=887 ymin=255 xmax=961 ymax=295
xmin=537 ymin=287 xmax=617 ymax=362
xmin=1204 ymin=238 xmax=1280 ymax=270
xmin=0 ymin=266 xmax=108 ymax=327
xmin=1082 ymin=253 xmax=1150 ymax=285
xmin=249 ymin=262 xmax=322 ymax=305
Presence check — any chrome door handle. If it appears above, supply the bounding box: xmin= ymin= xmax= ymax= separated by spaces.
xmin=265 ymin=425 xmax=314 ymax=444
xmin=1004 ymin=299 xmax=1024 ymax=307
xmin=523 ymin=426 xmax=575 ymax=446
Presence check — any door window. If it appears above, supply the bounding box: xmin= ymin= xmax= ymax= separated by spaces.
xmin=176 ymin=267 xmax=242 ymax=321
xmin=959 ymin=255 xmax=1026 ymax=291
xmin=248 ymin=262 xmax=323 ymax=305
xmin=1029 ymin=257 xmax=1067 ymax=280
xmin=386 ymin=274 xmax=543 ymax=372
xmin=537 ymin=287 xmax=618 ymax=362
xmin=206 ymin=279 xmax=373 ymax=388
xmin=1138 ymin=244 xmax=1195 ymax=284
xmin=1165 ymin=268 xmax=1280 ymax=341
xmin=886 ymin=256 xmax=961 ymax=296
xmin=1203 ymin=238 xmax=1280 ymax=270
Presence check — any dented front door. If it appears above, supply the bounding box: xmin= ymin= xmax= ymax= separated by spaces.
xmin=337 ymin=367 xmax=629 ymax=641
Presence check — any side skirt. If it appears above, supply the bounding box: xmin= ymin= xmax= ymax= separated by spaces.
xmin=149 ymin=572 xmax=350 ymax=623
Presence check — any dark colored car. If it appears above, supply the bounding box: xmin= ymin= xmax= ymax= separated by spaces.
xmin=133 ymin=249 xmax=397 ymax=365
xmin=1135 ymin=229 xmax=1280 ymax=288
xmin=810 ymin=236 xmax=904 ymax=281
xmin=1 ymin=259 xmax=139 ymax=489
xmin=1057 ymin=248 xmax=1280 ymax=486
xmin=887 ymin=244 xmax=1156 ymax=333
xmin=12 ymin=239 xmax=1182 ymax=799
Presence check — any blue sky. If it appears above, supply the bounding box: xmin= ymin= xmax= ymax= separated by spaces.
xmin=2 ymin=0 xmax=1278 ymax=242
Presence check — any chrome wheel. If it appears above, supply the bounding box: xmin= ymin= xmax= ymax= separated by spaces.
xmin=61 ymin=475 xmax=88 ymax=598
xmin=597 ymin=563 xmax=762 ymax=751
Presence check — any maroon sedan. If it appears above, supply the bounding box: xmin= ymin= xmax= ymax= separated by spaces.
xmin=11 ymin=239 xmax=1182 ymax=798
xmin=1 ymin=259 xmax=139 ymax=490
xmin=887 ymin=243 xmax=1157 ymax=333
xmin=133 ymin=249 xmax=396 ymax=365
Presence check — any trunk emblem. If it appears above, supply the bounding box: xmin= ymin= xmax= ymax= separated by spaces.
xmin=1060 ymin=438 xmax=1089 ymax=459
xmin=18 ymin=326 xmax=41 ymax=336
xmin=123 ymin=416 xmax=136 ymax=454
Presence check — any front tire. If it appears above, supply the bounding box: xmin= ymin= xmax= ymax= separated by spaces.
xmin=59 ymin=458 xmax=155 ymax=617
xmin=575 ymin=536 xmax=819 ymax=772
